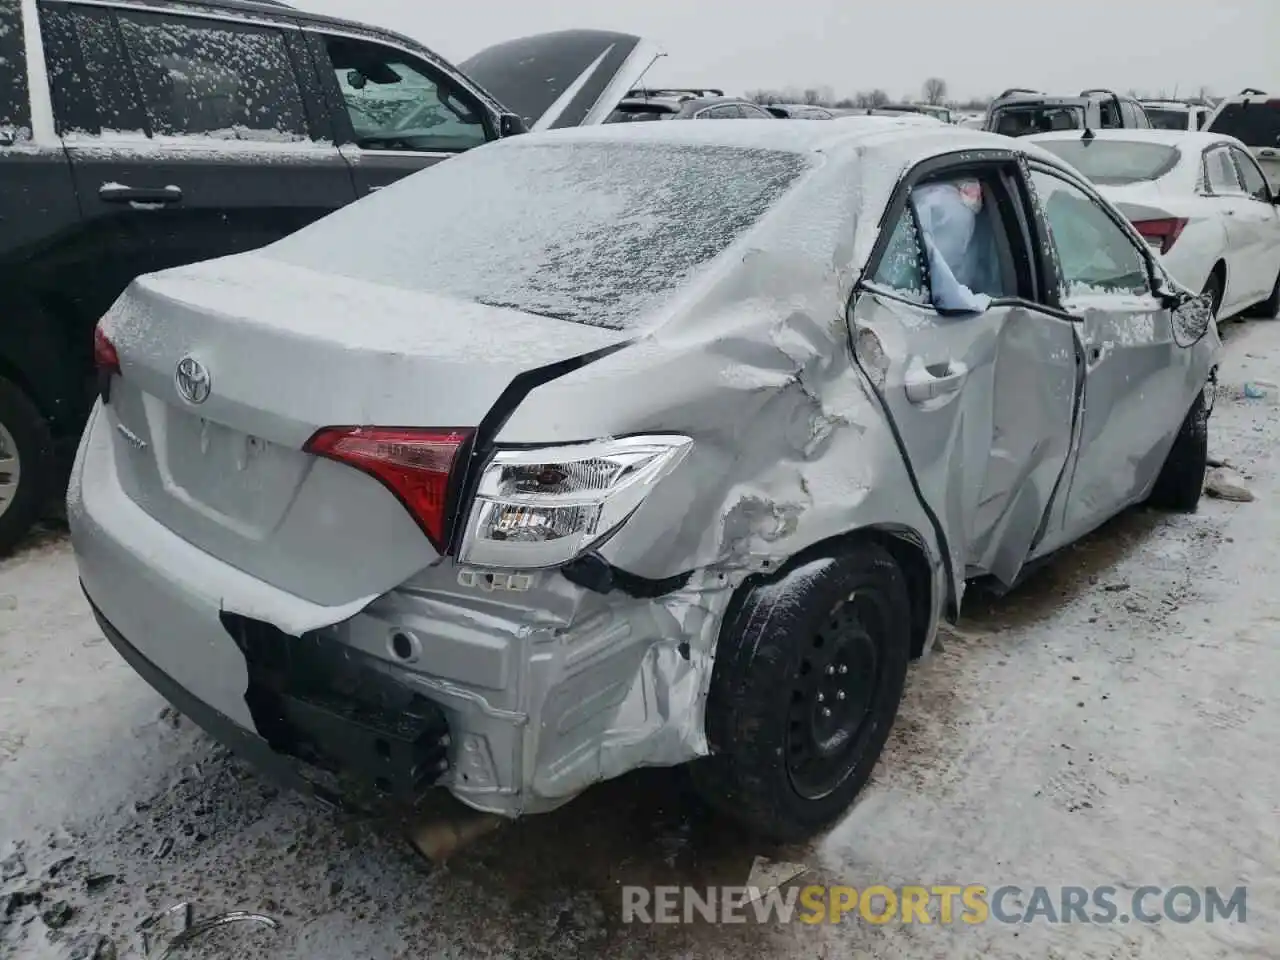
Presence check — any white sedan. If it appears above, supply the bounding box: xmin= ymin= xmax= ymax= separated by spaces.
xmin=1029 ymin=129 xmax=1280 ymax=320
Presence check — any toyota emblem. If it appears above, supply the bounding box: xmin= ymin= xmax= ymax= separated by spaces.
xmin=175 ymin=356 xmax=211 ymax=405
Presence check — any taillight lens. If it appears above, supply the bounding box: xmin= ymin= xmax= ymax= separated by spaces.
xmin=304 ymin=426 xmax=473 ymax=551
xmin=93 ymin=324 xmax=120 ymax=375
xmin=1132 ymin=217 xmax=1188 ymax=255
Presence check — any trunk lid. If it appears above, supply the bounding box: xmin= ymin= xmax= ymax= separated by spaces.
xmin=98 ymin=253 xmax=626 ymax=607
xmin=460 ymin=30 xmax=663 ymax=132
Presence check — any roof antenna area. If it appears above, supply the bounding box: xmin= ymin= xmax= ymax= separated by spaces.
xmin=1082 ymin=126 xmax=1096 ymax=141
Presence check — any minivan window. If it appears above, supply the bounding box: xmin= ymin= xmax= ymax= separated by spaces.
xmin=1208 ymin=101 xmax=1280 ymax=147
xmin=0 ymin=0 xmax=30 ymax=139
xmin=115 ymin=10 xmax=308 ymax=140
xmin=41 ymin=3 xmax=148 ymax=137
xmin=266 ymin=142 xmax=810 ymax=329
xmin=1034 ymin=140 xmax=1181 ymax=185
xmin=1144 ymin=107 xmax=1189 ymax=131
xmin=992 ymin=105 xmax=1084 ymax=137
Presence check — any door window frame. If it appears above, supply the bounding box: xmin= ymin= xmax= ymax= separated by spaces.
xmin=304 ymin=25 xmax=496 ymax=156
xmin=39 ymin=0 xmax=327 ymax=147
xmin=1229 ymin=144 xmax=1273 ymax=202
xmin=1021 ymin=158 xmax=1160 ymax=309
xmin=857 ymin=150 xmax=1044 ymax=315
xmin=1202 ymin=143 xmax=1246 ymax=196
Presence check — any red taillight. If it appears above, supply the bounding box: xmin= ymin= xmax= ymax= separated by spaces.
xmin=1132 ymin=217 xmax=1188 ymax=255
xmin=304 ymin=426 xmax=473 ymax=551
xmin=93 ymin=324 xmax=120 ymax=375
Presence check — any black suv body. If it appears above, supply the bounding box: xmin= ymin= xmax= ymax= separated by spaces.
xmin=985 ymin=88 xmax=1151 ymax=137
xmin=0 ymin=0 xmax=660 ymax=551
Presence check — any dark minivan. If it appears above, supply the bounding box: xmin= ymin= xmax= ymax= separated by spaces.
xmin=0 ymin=0 xmax=660 ymax=551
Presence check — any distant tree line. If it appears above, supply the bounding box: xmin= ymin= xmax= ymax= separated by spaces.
xmin=745 ymin=78 xmax=1218 ymax=110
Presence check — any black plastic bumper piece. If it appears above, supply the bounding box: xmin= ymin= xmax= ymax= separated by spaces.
xmin=87 ymin=593 xmax=451 ymax=810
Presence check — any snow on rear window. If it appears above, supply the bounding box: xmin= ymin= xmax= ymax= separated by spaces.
xmin=115 ymin=10 xmax=308 ymax=141
xmin=0 ymin=0 xmax=30 ymax=138
xmin=1036 ymin=140 xmax=1181 ymax=185
xmin=264 ymin=141 xmax=811 ymax=329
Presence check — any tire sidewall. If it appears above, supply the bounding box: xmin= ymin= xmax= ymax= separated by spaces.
xmin=700 ymin=545 xmax=912 ymax=839
xmin=0 ymin=377 xmax=54 ymax=554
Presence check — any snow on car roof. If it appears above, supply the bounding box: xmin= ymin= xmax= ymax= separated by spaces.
xmin=490 ymin=117 xmax=1014 ymax=159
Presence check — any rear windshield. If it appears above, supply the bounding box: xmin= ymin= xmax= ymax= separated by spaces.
xmin=991 ymin=105 xmax=1084 ymax=137
xmin=266 ymin=142 xmax=809 ymax=329
xmin=1144 ymin=107 xmax=1189 ymax=131
xmin=1035 ymin=140 xmax=1181 ymax=185
xmin=1208 ymin=101 xmax=1280 ymax=146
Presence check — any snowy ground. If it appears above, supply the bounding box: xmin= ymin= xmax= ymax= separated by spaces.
xmin=2 ymin=321 xmax=1278 ymax=959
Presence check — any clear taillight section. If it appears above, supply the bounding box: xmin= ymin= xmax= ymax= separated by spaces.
xmin=304 ymin=427 xmax=473 ymax=552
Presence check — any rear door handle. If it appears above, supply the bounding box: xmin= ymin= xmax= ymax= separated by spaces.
xmin=905 ymin=361 xmax=968 ymax=403
xmin=1087 ymin=340 xmax=1114 ymax=365
xmin=99 ymin=183 xmax=183 ymax=205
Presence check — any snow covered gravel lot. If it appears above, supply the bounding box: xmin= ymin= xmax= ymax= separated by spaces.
xmin=2 ymin=321 xmax=1278 ymax=960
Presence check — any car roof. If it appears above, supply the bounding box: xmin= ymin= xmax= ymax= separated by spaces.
xmin=493 ymin=117 xmax=1062 ymax=165
xmin=1026 ymin=128 xmax=1247 ymax=150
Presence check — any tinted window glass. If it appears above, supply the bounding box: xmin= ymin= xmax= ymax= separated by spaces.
xmin=604 ymin=107 xmax=673 ymax=123
xmin=1030 ymin=169 xmax=1149 ymax=297
xmin=1205 ymin=147 xmax=1243 ymax=193
xmin=1232 ymin=147 xmax=1270 ymax=200
xmin=323 ymin=36 xmax=486 ymax=152
xmin=1208 ymin=102 xmax=1280 ymax=147
xmin=1035 ymin=140 xmax=1181 ymax=185
xmin=1144 ymin=107 xmax=1189 ymax=130
xmin=0 ymin=0 xmax=29 ymax=139
xmin=267 ymin=142 xmax=810 ymax=329
xmin=42 ymin=3 xmax=147 ymax=136
xmin=116 ymin=10 xmax=307 ymax=140
xmin=992 ymin=105 xmax=1084 ymax=137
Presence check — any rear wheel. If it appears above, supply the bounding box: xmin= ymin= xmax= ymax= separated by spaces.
xmin=1147 ymin=389 xmax=1209 ymax=512
xmin=0 ymin=376 xmax=54 ymax=555
xmin=691 ymin=543 xmax=912 ymax=841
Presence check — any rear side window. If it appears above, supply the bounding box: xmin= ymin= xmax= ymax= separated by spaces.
xmin=266 ymin=142 xmax=810 ymax=329
xmin=115 ymin=10 xmax=308 ymax=140
xmin=1034 ymin=140 xmax=1181 ymax=185
xmin=0 ymin=0 xmax=29 ymax=139
xmin=1208 ymin=101 xmax=1280 ymax=147
xmin=1205 ymin=146 xmax=1243 ymax=194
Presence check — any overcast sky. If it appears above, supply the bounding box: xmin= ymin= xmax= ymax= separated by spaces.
xmin=293 ymin=0 xmax=1278 ymax=102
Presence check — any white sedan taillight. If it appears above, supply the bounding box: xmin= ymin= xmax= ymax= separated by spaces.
xmin=460 ymin=435 xmax=693 ymax=569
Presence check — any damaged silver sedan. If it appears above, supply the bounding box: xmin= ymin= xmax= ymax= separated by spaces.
xmin=69 ymin=119 xmax=1220 ymax=841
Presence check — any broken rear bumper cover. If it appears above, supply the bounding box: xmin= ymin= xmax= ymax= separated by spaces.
xmin=69 ymin=407 xmax=726 ymax=818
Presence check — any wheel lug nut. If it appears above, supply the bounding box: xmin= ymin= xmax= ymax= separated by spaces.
xmin=838 ymin=665 xmax=848 ymax=675
xmin=837 ymin=691 xmax=846 ymax=701
xmin=816 ymin=692 xmax=825 ymax=703
xmin=821 ymin=707 xmax=832 ymax=718
xmin=826 ymin=665 xmax=836 ymax=676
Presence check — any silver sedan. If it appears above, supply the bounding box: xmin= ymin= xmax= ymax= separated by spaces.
xmin=70 ymin=119 xmax=1219 ymax=841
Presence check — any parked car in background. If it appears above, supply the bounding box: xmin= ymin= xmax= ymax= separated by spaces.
xmin=1204 ymin=89 xmax=1280 ymax=191
xmin=986 ymin=88 xmax=1151 ymax=136
xmin=605 ymin=90 xmax=775 ymax=122
xmin=1029 ymin=129 xmax=1280 ymax=320
xmin=910 ymin=103 xmax=953 ymax=123
xmin=764 ymin=103 xmax=834 ymax=119
xmin=0 ymin=0 xmax=663 ymax=553
xmin=1140 ymin=99 xmax=1212 ymax=132
xmin=73 ymin=120 xmax=1218 ymax=843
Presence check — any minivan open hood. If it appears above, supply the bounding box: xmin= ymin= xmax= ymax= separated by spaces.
xmin=460 ymin=30 xmax=663 ymax=131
